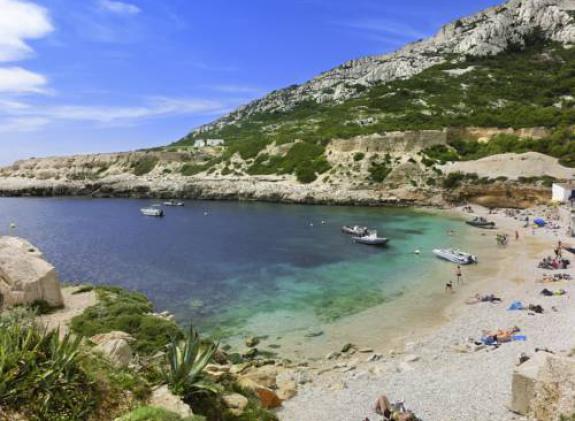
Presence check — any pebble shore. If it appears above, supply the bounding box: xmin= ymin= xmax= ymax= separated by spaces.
xmin=279 ymin=206 xmax=575 ymax=421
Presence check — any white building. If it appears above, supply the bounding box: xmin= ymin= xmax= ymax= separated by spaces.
xmin=193 ymin=139 xmax=224 ymax=148
xmin=552 ymin=183 xmax=575 ymax=203
xmin=206 ymin=139 xmax=225 ymax=147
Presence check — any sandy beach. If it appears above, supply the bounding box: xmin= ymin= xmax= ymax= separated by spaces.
xmin=277 ymin=205 xmax=575 ymax=421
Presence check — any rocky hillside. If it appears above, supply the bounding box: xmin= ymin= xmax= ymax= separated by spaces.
xmin=187 ymin=0 xmax=575 ymax=134
xmin=3 ymin=0 xmax=575 ymax=207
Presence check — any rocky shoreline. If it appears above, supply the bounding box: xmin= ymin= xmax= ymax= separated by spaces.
xmin=0 ymin=174 xmax=553 ymax=209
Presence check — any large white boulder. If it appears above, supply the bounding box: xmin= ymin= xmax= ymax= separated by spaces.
xmin=0 ymin=237 xmax=64 ymax=308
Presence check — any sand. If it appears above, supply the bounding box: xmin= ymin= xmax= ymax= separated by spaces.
xmin=442 ymin=151 xmax=575 ymax=180
xmin=37 ymin=285 xmax=97 ymax=335
xmin=278 ymin=204 xmax=575 ymax=421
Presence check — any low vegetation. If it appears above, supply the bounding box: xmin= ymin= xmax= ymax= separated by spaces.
xmin=172 ymin=36 xmax=575 ymax=179
xmin=132 ymin=156 xmax=159 ymax=176
xmin=70 ymin=286 xmax=182 ymax=355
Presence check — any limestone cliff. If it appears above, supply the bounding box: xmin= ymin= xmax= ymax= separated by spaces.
xmin=193 ymin=0 xmax=575 ymax=134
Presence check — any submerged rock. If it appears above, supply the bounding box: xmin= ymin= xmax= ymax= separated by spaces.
xmin=304 ymin=328 xmax=324 ymax=338
xmin=245 ymin=336 xmax=260 ymax=348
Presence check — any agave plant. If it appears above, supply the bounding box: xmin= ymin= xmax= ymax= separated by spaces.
xmin=164 ymin=325 xmax=219 ymax=396
xmin=0 ymin=311 xmax=96 ymax=420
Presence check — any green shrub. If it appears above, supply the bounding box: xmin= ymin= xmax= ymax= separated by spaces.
xmin=132 ymin=157 xmax=159 ymax=176
xmin=29 ymin=299 xmax=63 ymax=315
xmin=442 ymin=172 xmax=466 ymax=189
xmin=71 ymin=286 xmax=183 ymax=355
xmin=368 ymin=162 xmax=392 ymax=183
xmin=422 ymin=145 xmax=460 ymax=163
xmin=116 ymin=406 xmax=204 ymax=421
xmin=72 ymin=285 xmax=94 ymax=295
xmin=353 ymin=152 xmax=365 ymax=161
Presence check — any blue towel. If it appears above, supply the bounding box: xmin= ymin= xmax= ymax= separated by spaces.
xmin=508 ymin=301 xmax=524 ymax=311
xmin=512 ymin=335 xmax=527 ymax=341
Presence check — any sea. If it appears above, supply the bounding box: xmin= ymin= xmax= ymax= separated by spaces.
xmin=0 ymin=198 xmax=488 ymax=354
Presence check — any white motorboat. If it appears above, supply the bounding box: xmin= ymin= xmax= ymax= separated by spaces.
xmin=433 ymin=248 xmax=477 ymax=265
xmin=141 ymin=207 xmax=164 ymax=217
xmin=352 ymin=231 xmax=389 ymax=246
xmin=164 ymin=200 xmax=184 ymax=207
xmin=342 ymin=225 xmax=369 ymax=236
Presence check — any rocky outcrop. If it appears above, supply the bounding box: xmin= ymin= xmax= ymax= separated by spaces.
xmin=91 ymin=331 xmax=135 ymax=367
xmin=149 ymin=385 xmax=194 ymax=418
xmin=444 ymin=183 xmax=551 ymax=208
xmin=0 ymin=237 xmax=64 ymax=309
xmin=193 ymin=0 xmax=575 ymax=134
xmin=511 ymin=352 xmax=575 ymax=420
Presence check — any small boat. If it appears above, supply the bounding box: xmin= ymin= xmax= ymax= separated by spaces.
xmin=466 ymin=217 xmax=496 ymax=229
xmin=352 ymin=231 xmax=389 ymax=246
xmin=141 ymin=207 xmax=164 ymax=217
xmin=342 ymin=225 xmax=369 ymax=236
xmin=433 ymin=248 xmax=477 ymax=265
xmin=163 ymin=200 xmax=184 ymax=207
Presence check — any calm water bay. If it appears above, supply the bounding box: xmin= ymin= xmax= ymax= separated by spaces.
xmin=0 ymin=198 xmax=475 ymax=337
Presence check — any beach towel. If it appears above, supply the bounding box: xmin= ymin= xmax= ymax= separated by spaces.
xmin=508 ymin=301 xmax=524 ymax=311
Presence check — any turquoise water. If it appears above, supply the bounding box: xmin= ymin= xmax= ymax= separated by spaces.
xmin=0 ymin=198 xmax=474 ymax=337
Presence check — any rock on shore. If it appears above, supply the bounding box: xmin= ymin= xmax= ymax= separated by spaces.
xmin=0 ymin=236 xmax=64 ymax=308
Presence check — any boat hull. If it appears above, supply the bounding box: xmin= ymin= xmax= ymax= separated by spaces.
xmin=352 ymin=237 xmax=389 ymax=246
xmin=433 ymin=249 xmax=477 ymax=265
xmin=141 ymin=208 xmax=164 ymax=217
xmin=465 ymin=221 xmax=496 ymax=229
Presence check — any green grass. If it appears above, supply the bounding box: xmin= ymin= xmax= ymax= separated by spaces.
xmin=70 ymin=286 xmax=183 ymax=355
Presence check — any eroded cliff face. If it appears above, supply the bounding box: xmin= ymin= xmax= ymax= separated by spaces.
xmin=194 ymin=0 xmax=575 ymax=134
xmin=0 ymin=127 xmax=563 ymax=209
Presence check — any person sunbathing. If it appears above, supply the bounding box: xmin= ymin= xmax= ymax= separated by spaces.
xmin=465 ymin=294 xmax=502 ymax=304
xmin=374 ymin=396 xmax=418 ymax=421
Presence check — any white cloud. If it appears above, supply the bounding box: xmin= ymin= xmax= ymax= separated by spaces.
xmin=0 ymin=117 xmax=49 ymax=133
xmin=0 ymin=67 xmax=48 ymax=93
xmin=0 ymin=97 xmax=233 ymax=129
xmin=0 ymin=0 xmax=53 ymax=62
xmin=209 ymin=84 xmax=263 ymax=95
xmin=99 ymin=0 xmax=141 ymax=16
xmin=336 ymin=18 xmax=428 ymax=43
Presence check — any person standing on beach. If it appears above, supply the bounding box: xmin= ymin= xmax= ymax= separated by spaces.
xmin=515 ymin=230 xmax=519 ymax=241
xmin=456 ymin=265 xmax=463 ymax=285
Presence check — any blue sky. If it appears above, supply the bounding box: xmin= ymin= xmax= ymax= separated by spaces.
xmin=0 ymin=0 xmax=502 ymax=164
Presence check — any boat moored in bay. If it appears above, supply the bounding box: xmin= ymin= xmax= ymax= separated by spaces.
xmin=164 ymin=200 xmax=184 ymax=207
xmin=141 ymin=207 xmax=164 ymax=217
xmin=466 ymin=216 xmax=496 ymax=229
xmin=433 ymin=248 xmax=477 ymax=265
xmin=352 ymin=231 xmax=389 ymax=246
xmin=341 ymin=225 xmax=369 ymax=236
